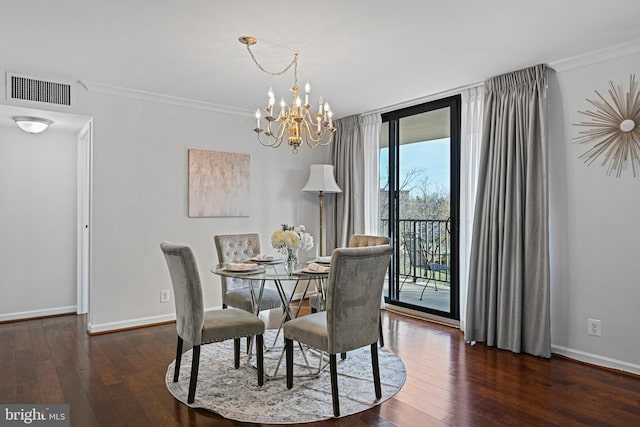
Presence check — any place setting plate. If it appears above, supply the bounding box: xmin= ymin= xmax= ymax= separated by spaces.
xmin=222 ymin=263 xmax=264 ymax=273
xmin=313 ymin=256 xmax=332 ymax=265
xmin=247 ymin=255 xmax=285 ymax=265
xmin=295 ymin=262 xmax=330 ymax=275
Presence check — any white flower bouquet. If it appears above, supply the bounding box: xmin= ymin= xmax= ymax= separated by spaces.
xmin=271 ymin=224 xmax=314 ymax=254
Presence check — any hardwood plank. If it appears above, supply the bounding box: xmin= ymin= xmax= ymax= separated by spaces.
xmin=35 ymin=359 xmax=65 ymax=403
xmin=1 ymin=312 xmax=639 ymax=426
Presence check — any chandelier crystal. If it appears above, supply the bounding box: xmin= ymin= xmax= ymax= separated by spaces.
xmin=240 ymin=36 xmax=336 ymax=154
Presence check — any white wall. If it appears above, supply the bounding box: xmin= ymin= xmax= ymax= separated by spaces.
xmin=82 ymin=90 xmax=327 ymax=332
xmin=549 ymin=51 xmax=640 ymax=373
xmin=0 ymin=69 xmax=327 ymax=331
xmin=0 ymin=125 xmax=77 ymax=319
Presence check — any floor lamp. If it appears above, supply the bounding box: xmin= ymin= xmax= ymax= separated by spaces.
xmin=301 ymin=164 xmax=342 ymax=256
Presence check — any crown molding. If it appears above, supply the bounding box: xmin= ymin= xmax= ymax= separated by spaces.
xmin=362 ymin=81 xmax=483 ymax=116
xmin=79 ymin=80 xmax=253 ymax=117
xmin=549 ymin=39 xmax=640 ymax=72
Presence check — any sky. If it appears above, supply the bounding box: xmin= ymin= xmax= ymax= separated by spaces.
xmin=380 ymin=138 xmax=451 ymax=195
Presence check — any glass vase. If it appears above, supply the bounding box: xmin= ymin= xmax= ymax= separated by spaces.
xmin=285 ymin=248 xmax=299 ymax=274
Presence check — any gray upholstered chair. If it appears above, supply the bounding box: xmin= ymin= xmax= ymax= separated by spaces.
xmin=214 ymin=233 xmax=284 ymax=313
xmin=160 ymin=242 xmax=265 ymax=404
xmin=348 ymin=234 xmax=391 ymax=248
xmin=310 ymin=234 xmax=390 ymax=346
xmin=284 ymin=244 xmax=393 ymax=417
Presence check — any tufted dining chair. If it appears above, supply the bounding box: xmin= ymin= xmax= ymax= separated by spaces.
xmin=160 ymin=242 xmax=265 ymax=404
xmin=284 ymin=244 xmax=393 ymax=417
xmin=348 ymin=234 xmax=390 ymax=248
xmin=214 ymin=233 xmax=284 ymax=313
xmin=310 ymin=234 xmax=390 ymax=347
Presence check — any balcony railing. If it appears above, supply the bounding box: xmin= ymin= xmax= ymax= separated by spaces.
xmin=380 ymin=218 xmax=451 ymax=285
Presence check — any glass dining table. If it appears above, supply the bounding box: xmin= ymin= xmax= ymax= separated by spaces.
xmin=211 ymin=259 xmax=329 ymax=378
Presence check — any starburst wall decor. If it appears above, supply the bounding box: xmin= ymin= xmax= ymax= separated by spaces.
xmin=573 ymin=74 xmax=640 ymax=177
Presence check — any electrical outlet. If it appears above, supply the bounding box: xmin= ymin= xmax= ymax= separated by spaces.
xmin=160 ymin=289 xmax=170 ymax=303
xmin=587 ymin=318 xmax=601 ymax=336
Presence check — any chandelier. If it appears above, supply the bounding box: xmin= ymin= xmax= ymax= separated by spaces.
xmin=239 ymin=36 xmax=336 ymax=154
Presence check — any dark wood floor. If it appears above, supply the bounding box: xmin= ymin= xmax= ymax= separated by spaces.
xmin=1 ymin=311 xmax=639 ymax=426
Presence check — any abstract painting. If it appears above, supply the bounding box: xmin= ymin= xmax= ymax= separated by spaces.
xmin=188 ymin=149 xmax=250 ymax=217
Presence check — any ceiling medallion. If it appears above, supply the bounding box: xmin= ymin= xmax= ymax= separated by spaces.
xmin=573 ymin=74 xmax=640 ymax=177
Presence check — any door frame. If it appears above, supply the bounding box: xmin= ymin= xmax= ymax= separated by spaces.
xmin=76 ymin=119 xmax=93 ymax=315
xmin=382 ymin=95 xmax=461 ymax=320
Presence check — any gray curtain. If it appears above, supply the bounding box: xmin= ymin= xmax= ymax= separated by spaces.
xmin=326 ymin=115 xmax=365 ymax=252
xmin=465 ymin=64 xmax=551 ymax=358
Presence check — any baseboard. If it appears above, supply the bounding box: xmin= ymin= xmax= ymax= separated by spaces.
xmin=85 ymin=298 xmax=314 ymax=335
xmin=87 ymin=313 xmax=176 ymax=334
xmin=0 ymin=306 xmax=76 ymax=323
xmin=551 ymin=344 xmax=640 ymax=376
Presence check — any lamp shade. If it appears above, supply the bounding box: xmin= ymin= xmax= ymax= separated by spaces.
xmin=301 ymin=164 xmax=342 ymax=193
xmin=12 ymin=116 xmax=53 ymax=134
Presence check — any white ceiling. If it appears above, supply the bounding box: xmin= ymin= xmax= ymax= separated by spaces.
xmin=2 ymin=0 xmax=640 ymax=124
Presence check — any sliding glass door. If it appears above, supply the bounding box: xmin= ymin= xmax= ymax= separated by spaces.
xmin=380 ymin=95 xmax=460 ymax=319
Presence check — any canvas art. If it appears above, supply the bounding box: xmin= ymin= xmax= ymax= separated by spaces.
xmin=188 ymin=149 xmax=250 ymax=217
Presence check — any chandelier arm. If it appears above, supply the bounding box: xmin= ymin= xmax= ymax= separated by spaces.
xmin=275 ymin=120 xmax=287 ymax=141
xmin=300 ymin=109 xmax=323 ymax=143
xmin=316 ymin=134 xmax=334 ymax=146
xmin=257 ymin=132 xmax=280 ymax=148
xmin=300 ymin=119 xmax=321 ymax=146
xmin=298 ymin=116 xmax=334 ymax=147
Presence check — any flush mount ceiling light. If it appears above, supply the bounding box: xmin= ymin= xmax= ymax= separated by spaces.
xmin=239 ymin=36 xmax=336 ymax=154
xmin=12 ymin=116 xmax=53 ymax=134
xmin=573 ymin=74 xmax=640 ymax=177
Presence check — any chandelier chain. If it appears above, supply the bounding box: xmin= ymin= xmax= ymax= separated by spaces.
xmin=245 ymin=44 xmax=299 ymax=86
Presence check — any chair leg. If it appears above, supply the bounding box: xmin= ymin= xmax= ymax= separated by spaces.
xmin=256 ymin=334 xmax=264 ymax=386
xmin=399 ymin=274 xmax=408 ymax=292
xmin=173 ymin=336 xmax=183 ymax=382
xmin=378 ymin=314 xmax=385 ymax=348
xmin=234 ymin=338 xmax=241 ymax=368
xmin=419 ymin=278 xmax=432 ymax=300
xmin=330 ymin=354 xmax=340 ymax=417
xmin=246 ymin=336 xmax=252 ymax=354
xmin=285 ymin=338 xmax=293 ymax=389
xmin=371 ymin=343 xmax=382 ymax=399
xmin=187 ymin=345 xmax=201 ymax=404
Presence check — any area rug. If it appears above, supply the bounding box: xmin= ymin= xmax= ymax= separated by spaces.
xmin=165 ymin=330 xmax=406 ymax=424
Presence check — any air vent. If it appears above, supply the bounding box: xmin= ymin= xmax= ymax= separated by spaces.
xmin=7 ymin=73 xmax=71 ymax=106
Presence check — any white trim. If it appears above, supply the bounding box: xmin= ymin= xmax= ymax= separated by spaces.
xmin=76 ymin=120 xmax=92 ymax=315
xmin=363 ymin=81 xmax=483 ymax=116
xmin=0 ymin=306 xmax=76 ymax=322
xmin=79 ymin=80 xmax=253 ymax=117
xmin=549 ymin=39 xmax=640 ymax=72
xmin=366 ymin=39 xmax=640 ymax=117
xmin=552 ymin=344 xmax=640 ymax=376
xmin=87 ymin=313 xmax=177 ymax=334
